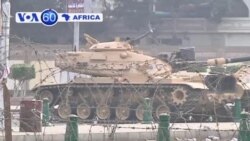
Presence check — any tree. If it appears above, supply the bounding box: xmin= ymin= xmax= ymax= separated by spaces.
xmin=9 ymin=64 xmax=35 ymax=96
xmin=110 ymin=0 xmax=151 ymax=30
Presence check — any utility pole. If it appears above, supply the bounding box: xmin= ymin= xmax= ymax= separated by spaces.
xmin=73 ymin=22 xmax=80 ymax=51
xmin=2 ymin=79 xmax=12 ymax=141
xmin=70 ymin=22 xmax=79 ymax=81
xmin=23 ymin=47 xmax=30 ymax=96
xmin=0 ymin=0 xmax=3 ymax=65
xmin=67 ymin=0 xmax=84 ymax=52
xmin=0 ymin=65 xmax=4 ymax=130
xmin=72 ymin=0 xmax=94 ymax=52
xmin=1 ymin=0 xmax=10 ymax=67
xmin=0 ymin=1 xmax=12 ymax=140
xmin=66 ymin=0 xmax=84 ymax=81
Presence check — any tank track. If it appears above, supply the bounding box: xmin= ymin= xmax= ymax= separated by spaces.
xmin=35 ymin=83 xmax=232 ymax=123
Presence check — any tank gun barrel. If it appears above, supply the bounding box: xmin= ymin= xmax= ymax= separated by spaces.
xmin=207 ymin=56 xmax=250 ymax=66
xmin=172 ymin=56 xmax=250 ymax=71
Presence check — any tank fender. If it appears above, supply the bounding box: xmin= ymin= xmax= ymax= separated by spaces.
xmin=171 ymin=82 xmax=208 ymax=89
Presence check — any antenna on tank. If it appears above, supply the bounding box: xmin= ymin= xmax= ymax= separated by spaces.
xmin=127 ymin=22 xmax=155 ymax=44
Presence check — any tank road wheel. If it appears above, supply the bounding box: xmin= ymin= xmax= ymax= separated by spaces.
xmin=77 ymin=103 xmax=91 ymax=120
xmin=135 ymin=104 xmax=144 ymax=121
xmin=58 ymin=103 xmax=71 ymax=119
xmin=171 ymin=87 xmax=188 ymax=106
xmin=96 ymin=104 xmax=111 ymax=120
xmin=38 ymin=90 xmax=54 ymax=105
xmin=155 ymin=105 xmax=170 ymax=120
xmin=115 ymin=105 xmax=130 ymax=120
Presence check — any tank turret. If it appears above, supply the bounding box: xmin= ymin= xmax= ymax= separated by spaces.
xmin=55 ymin=45 xmax=171 ymax=82
xmin=163 ymin=48 xmax=250 ymax=104
xmin=55 ymin=34 xmax=172 ymax=82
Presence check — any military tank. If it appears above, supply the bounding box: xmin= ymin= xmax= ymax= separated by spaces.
xmin=233 ymin=65 xmax=250 ymax=112
xmin=32 ymin=34 xmax=250 ymax=122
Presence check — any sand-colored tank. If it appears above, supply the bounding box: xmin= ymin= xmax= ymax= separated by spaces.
xmin=32 ymin=35 xmax=250 ymax=122
xmin=233 ymin=65 xmax=250 ymax=112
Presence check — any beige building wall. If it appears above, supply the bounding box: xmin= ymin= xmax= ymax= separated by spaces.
xmin=7 ymin=60 xmax=62 ymax=90
xmin=7 ymin=60 xmax=81 ymax=90
xmin=29 ymin=61 xmax=60 ymax=89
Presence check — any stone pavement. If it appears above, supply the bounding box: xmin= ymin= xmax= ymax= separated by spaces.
xmin=0 ymin=122 xmax=240 ymax=141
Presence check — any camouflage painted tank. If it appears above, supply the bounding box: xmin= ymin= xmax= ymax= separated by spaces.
xmin=32 ymin=34 xmax=250 ymax=122
xmin=233 ymin=65 xmax=250 ymax=112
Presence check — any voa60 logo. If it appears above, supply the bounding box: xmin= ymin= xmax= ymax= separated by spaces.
xmin=16 ymin=9 xmax=58 ymax=26
xmin=16 ymin=9 xmax=103 ymax=26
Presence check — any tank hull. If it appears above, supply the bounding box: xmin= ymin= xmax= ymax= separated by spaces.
xmin=33 ymin=77 xmax=234 ymax=122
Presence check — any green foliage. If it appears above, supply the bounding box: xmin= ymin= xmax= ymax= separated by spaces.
xmin=225 ymin=65 xmax=242 ymax=73
xmin=209 ymin=65 xmax=242 ymax=74
xmin=185 ymin=64 xmax=242 ymax=73
xmin=186 ymin=66 xmax=207 ymax=72
xmin=111 ymin=0 xmax=151 ymax=30
xmin=9 ymin=64 xmax=35 ymax=81
xmin=210 ymin=66 xmax=225 ymax=73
